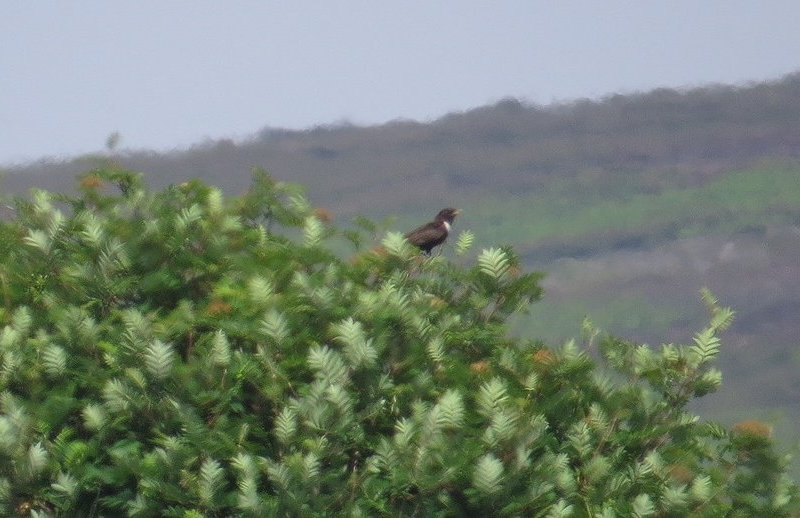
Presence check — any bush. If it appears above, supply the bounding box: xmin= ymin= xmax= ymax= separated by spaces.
xmin=0 ymin=167 xmax=797 ymax=516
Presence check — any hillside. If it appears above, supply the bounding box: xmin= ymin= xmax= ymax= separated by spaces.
xmin=5 ymin=73 xmax=800 ymax=214
xmin=3 ymin=73 xmax=800 ymax=455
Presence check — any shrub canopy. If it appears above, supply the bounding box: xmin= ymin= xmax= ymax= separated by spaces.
xmin=0 ymin=168 xmax=796 ymax=516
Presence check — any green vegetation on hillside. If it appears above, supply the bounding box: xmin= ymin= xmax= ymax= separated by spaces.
xmin=0 ymin=169 xmax=797 ymax=515
xmin=465 ymin=164 xmax=800 ymax=259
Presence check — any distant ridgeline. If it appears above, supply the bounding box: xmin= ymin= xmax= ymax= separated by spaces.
xmin=4 ymin=72 xmax=800 ymax=219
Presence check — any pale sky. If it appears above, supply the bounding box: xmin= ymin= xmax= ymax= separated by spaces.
xmin=2 ymin=1 xmax=799 ymax=165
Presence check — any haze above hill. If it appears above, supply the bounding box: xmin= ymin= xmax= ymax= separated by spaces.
xmin=7 ymin=2 xmax=800 ymax=164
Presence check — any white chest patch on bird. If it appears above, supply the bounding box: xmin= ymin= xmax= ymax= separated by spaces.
xmin=442 ymin=221 xmax=451 ymax=232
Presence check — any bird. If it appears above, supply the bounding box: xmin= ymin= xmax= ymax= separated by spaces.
xmin=404 ymin=208 xmax=460 ymax=254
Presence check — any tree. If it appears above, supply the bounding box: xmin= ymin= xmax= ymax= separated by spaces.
xmin=0 ymin=167 xmax=796 ymax=516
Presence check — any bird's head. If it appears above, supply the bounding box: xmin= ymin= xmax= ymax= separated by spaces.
xmin=434 ymin=208 xmax=461 ymax=224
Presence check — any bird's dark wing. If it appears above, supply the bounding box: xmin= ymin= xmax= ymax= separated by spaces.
xmin=405 ymin=222 xmax=447 ymax=252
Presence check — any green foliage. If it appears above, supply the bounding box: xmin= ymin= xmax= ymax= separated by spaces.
xmin=0 ymin=168 xmax=797 ymax=515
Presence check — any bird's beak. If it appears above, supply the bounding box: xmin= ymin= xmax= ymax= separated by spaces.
xmin=454 ymin=209 xmax=462 ymax=216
